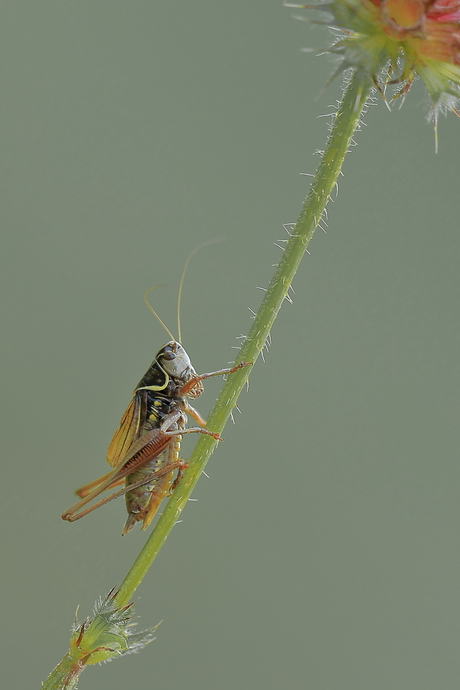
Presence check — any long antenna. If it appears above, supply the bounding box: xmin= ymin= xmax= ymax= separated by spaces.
xmin=143 ymin=286 xmax=176 ymax=342
xmin=177 ymin=239 xmax=223 ymax=343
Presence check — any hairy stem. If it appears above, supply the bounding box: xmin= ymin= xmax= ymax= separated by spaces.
xmin=42 ymin=71 xmax=371 ymax=689
xmin=114 ymin=70 xmax=371 ymax=607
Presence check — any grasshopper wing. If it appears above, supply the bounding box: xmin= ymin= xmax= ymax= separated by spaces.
xmin=106 ymin=390 xmax=148 ymax=468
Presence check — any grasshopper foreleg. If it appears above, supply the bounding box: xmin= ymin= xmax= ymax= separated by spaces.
xmin=179 ymin=361 xmax=251 ymax=395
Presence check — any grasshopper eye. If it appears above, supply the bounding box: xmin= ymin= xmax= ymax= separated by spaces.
xmin=162 ymin=350 xmax=176 ymax=361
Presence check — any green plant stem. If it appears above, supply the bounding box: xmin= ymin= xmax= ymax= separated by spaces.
xmin=42 ymin=657 xmax=79 ymax=690
xmin=42 ymin=71 xmax=370 ymax=689
xmin=114 ymin=70 xmax=371 ymax=608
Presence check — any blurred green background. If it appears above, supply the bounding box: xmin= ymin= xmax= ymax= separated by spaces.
xmin=2 ymin=2 xmax=460 ymax=688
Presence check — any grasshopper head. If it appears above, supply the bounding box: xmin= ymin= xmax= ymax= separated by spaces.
xmin=158 ymin=341 xmax=197 ymax=385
